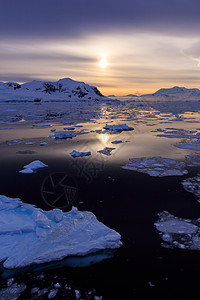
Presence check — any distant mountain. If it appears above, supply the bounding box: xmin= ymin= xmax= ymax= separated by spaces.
xmin=123 ymin=94 xmax=139 ymax=97
xmin=0 ymin=78 xmax=105 ymax=102
xmin=142 ymin=86 xmax=200 ymax=98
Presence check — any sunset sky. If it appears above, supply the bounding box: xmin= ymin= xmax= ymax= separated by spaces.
xmin=1 ymin=0 xmax=200 ymax=95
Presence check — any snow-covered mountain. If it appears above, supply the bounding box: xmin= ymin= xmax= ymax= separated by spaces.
xmin=0 ymin=78 xmax=105 ymax=102
xmin=142 ymin=86 xmax=200 ymax=99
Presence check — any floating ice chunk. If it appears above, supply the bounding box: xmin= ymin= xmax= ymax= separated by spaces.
xmin=64 ymin=127 xmax=75 ymax=130
xmin=69 ymin=150 xmax=91 ymax=157
xmin=51 ymin=128 xmax=56 ymax=132
xmin=182 ymin=174 xmax=200 ymax=203
xmin=19 ymin=160 xmax=48 ymax=174
xmin=40 ymin=142 xmax=48 ymax=146
xmin=25 ymin=141 xmax=35 ymax=145
xmin=111 ymin=140 xmax=123 ymax=144
xmin=48 ymin=289 xmax=58 ymax=298
xmin=32 ymin=124 xmax=51 ymax=128
xmin=185 ymin=154 xmax=200 ymax=166
xmin=103 ymin=124 xmax=134 ymax=131
xmin=98 ymin=147 xmax=115 ymax=156
xmin=0 ymin=283 xmax=26 ymax=300
xmin=0 ymin=195 xmax=122 ymax=269
xmin=155 ymin=211 xmax=200 ymax=250
xmin=122 ymin=156 xmax=187 ymax=177
xmin=175 ymin=143 xmax=200 ymax=150
xmin=7 ymin=140 xmax=22 ymax=146
xmin=52 ymin=131 xmax=76 ymax=139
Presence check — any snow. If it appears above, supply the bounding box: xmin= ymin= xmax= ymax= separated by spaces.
xmin=0 ymin=195 xmax=122 ymax=269
xmin=0 ymin=78 xmax=107 ymax=102
xmin=103 ymin=123 xmax=134 ymax=131
xmin=69 ymin=150 xmax=91 ymax=158
xmin=155 ymin=211 xmax=200 ymax=250
xmin=19 ymin=160 xmax=48 ymax=174
xmin=122 ymin=156 xmax=188 ymax=177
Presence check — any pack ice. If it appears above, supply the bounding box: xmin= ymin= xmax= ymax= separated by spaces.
xmin=155 ymin=211 xmax=200 ymax=250
xmin=122 ymin=156 xmax=188 ymax=177
xmin=0 ymin=195 xmax=122 ymax=269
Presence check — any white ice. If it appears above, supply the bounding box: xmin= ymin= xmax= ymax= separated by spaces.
xmin=0 ymin=195 xmax=122 ymax=269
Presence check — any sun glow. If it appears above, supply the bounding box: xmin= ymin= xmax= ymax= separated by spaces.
xmin=99 ymin=58 xmax=108 ymax=68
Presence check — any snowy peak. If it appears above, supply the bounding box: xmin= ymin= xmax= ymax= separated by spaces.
xmin=21 ymin=78 xmax=103 ymax=98
xmin=153 ymin=86 xmax=200 ymax=97
xmin=0 ymin=78 xmax=105 ymax=102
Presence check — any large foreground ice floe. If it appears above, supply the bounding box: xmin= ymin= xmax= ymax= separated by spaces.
xmin=155 ymin=211 xmax=200 ymax=250
xmin=122 ymin=156 xmax=188 ymax=177
xmin=0 ymin=195 xmax=122 ymax=269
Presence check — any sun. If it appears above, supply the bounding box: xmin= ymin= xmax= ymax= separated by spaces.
xmin=99 ymin=58 xmax=108 ymax=68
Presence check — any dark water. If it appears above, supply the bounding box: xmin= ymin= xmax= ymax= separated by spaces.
xmin=1 ymin=151 xmax=200 ymax=299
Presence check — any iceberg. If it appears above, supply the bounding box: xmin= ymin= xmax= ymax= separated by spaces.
xmin=0 ymin=195 xmax=122 ymax=269
xmin=19 ymin=160 xmax=48 ymax=174
xmin=122 ymin=156 xmax=188 ymax=177
xmin=103 ymin=124 xmax=134 ymax=131
xmin=69 ymin=150 xmax=91 ymax=158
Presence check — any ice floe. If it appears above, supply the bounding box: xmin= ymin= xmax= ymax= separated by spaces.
xmin=0 ymin=195 xmax=122 ymax=269
xmin=6 ymin=140 xmax=22 ymax=146
xmin=155 ymin=211 xmax=200 ymax=250
xmin=51 ymin=131 xmax=76 ymax=139
xmin=185 ymin=154 xmax=200 ymax=166
xmin=0 ymin=283 xmax=26 ymax=300
xmin=111 ymin=140 xmax=123 ymax=144
xmin=69 ymin=150 xmax=91 ymax=158
xmin=32 ymin=124 xmax=51 ymax=128
xmin=103 ymin=124 xmax=134 ymax=131
xmin=98 ymin=147 xmax=116 ymax=156
xmin=122 ymin=156 xmax=188 ymax=177
xmin=40 ymin=142 xmax=48 ymax=146
xmin=19 ymin=160 xmax=48 ymax=174
xmin=175 ymin=143 xmax=200 ymax=151
xmin=182 ymin=174 xmax=200 ymax=203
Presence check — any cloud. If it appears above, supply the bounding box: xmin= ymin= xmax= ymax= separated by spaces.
xmin=1 ymin=0 xmax=200 ymax=39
